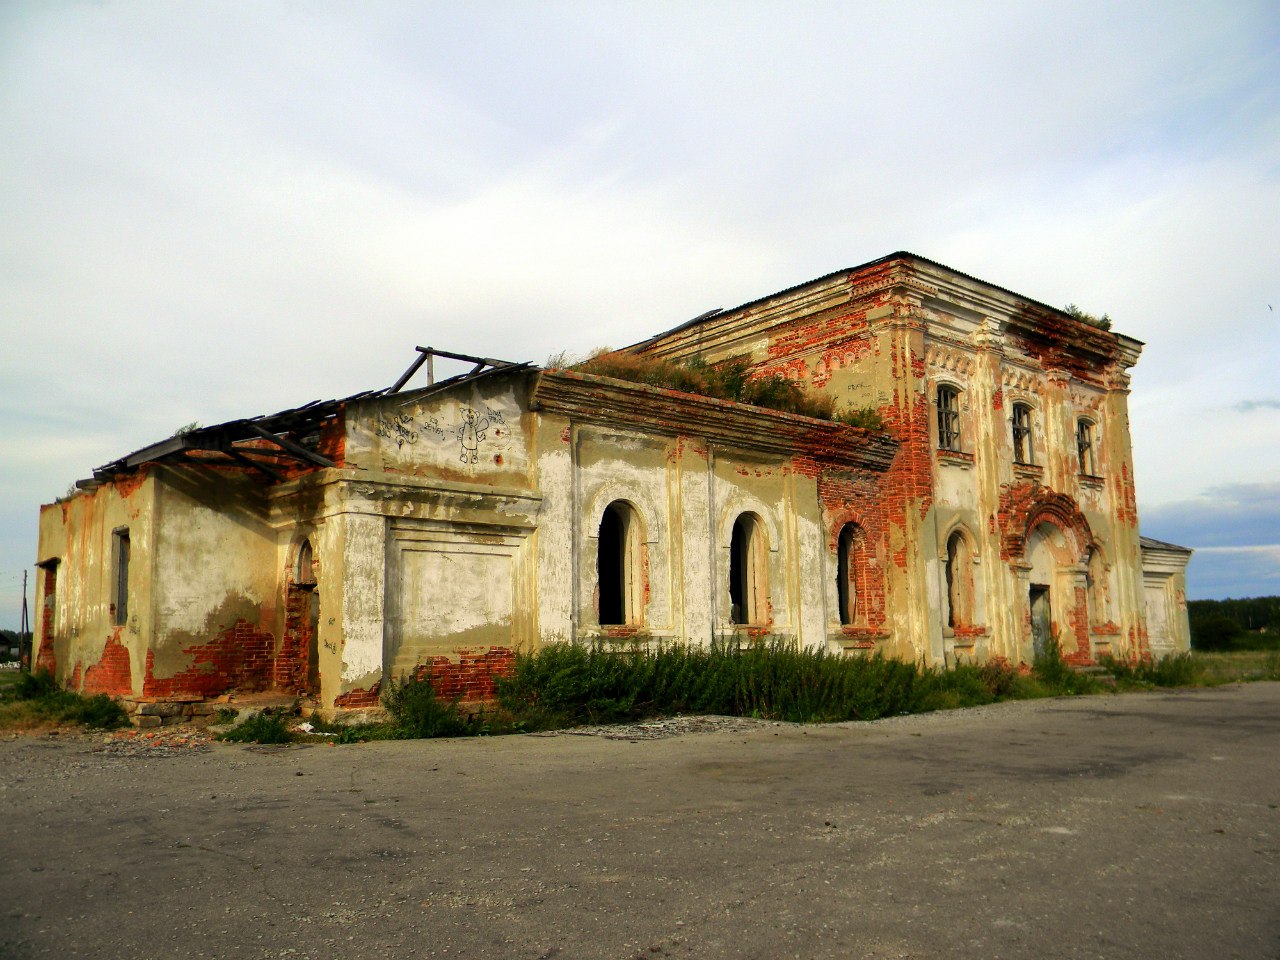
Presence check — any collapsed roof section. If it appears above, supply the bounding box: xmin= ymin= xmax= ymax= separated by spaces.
xmin=83 ymin=348 xmax=531 ymax=489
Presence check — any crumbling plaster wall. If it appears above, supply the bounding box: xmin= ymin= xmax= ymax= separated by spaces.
xmin=314 ymin=372 xmax=869 ymax=711
xmin=633 ymin=258 xmax=1149 ymax=666
xmin=34 ymin=473 xmax=157 ymax=695
xmin=146 ymin=465 xmax=281 ymax=698
xmin=324 ymin=378 xmax=541 ymax=707
xmin=568 ymin=424 xmax=830 ymax=647
xmin=1141 ymin=543 xmax=1192 ymax=656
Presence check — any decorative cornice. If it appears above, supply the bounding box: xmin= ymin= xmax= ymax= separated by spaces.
xmin=925 ymin=343 xmax=976 ymax=377
xmin=532 ymin=371 xmax=898 ymax=472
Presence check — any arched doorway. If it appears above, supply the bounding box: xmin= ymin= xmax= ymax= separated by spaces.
xmin=279 ymin=539 xmax=320 ymax=698
xmin=1023 ymin=521 xmax=1084 ymax=660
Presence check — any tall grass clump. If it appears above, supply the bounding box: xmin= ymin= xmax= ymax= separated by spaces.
xmin=1031 ymin=636 xmax=1100 ymax=695
xmin=1100 ymin=653 xmax=1204 ymax=688
xmin=551 ymin=351 xmax=883 ymax=430
xmin=0 ymin=670 xmax=128 ymax=731
xmin=496 ymin=638 xmax=981 ymax=728
xmin=218 ymin=710 xmax=293 ymax=744
xmin=381 ymin=675 xmax=481 ymax=739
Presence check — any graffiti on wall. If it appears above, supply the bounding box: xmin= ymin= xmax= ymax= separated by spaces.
xmin=457 ymin=407 xmax=489 ymax=463
xmin=377 ymin=414 xmax=419 ymax=449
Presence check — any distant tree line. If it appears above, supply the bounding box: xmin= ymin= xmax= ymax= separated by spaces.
xmin=1189 ymin=596 xmax=1280 ymax=651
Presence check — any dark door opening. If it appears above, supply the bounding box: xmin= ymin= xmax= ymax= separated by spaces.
xmin=597 ymin=504 xmax=626 ymax=625
xmin=1029 ymin=585 xmax=1051 ymax=658
xmin=305 ymin=588 xmax=320 ymax=696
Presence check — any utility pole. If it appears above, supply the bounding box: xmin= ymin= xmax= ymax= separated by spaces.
xmin=19 ymin=569 xmax=31 ymax=672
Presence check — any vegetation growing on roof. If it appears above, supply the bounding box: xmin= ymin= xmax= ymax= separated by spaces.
xmin=547 ymin=350 xmax=884 ymax=430
xmin=1063 ymin=303 xmax=1113 ymax=331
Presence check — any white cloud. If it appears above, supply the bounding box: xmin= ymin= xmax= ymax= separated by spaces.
xmin=1 ymin=0 xmax=1278 ymax=624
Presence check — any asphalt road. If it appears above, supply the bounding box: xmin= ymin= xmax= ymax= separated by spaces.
xmin=2 ymin=684 xmax=1278 ymax=960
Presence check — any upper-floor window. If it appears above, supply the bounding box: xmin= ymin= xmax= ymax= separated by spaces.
xmin=1011 ymin=403 xmax=1034 ymax=465
xmin=937 ymin=385 xmax=961 ymax=452
xmin=112 ymin=528 xmax=130 ymax=626
xmin=1076 ymin=418 xmax=1099 ymax=476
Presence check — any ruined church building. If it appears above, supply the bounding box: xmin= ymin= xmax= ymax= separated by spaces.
xmin=34 ymin=253 xmax=1191 ymax=712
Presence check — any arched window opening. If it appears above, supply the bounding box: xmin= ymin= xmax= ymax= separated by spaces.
xmin=112 ymin=528 xmax=130 ymax=627
xmin=836 ymin=523 xmax=862 ymax=626
xmin=945 ymin=531 xmax=974 ymax=630
xmin=729 ymin=513 xmax=766 ymax=625
xmin=1086 ymin=548 xmax=1106 ymax=625
xmin=296 ymin=540 xmax=315 ymax=587
xmin=937 ymin=385 xmax=961 ymax=452
xmin=597 ymin=501 xmax=643 ymax=627
xmin=1076 ymin=418 xmax=1098 ymax=476
xmin=1012 ymin=402 xmax=1034 ymax=465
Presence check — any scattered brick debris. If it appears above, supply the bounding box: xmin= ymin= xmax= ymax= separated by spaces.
xmin=96 ymin=727 xmax=214 ymax=758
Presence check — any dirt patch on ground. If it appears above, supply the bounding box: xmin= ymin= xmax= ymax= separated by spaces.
xmin=3 ymin=685 xmax=1278 ymax=960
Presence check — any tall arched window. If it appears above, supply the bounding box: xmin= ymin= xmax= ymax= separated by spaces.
xmin=836 ymin=523 xmax=863 ymax=626
xmin=597 ymin=501 xmax=643 ymax=626
xmin=1086 ymin=547 xmax=1106 ymax=625
xmin=937 ymin=384 xmax=962 ymax=451
xmin=729 ymin=513 xmax=767 ymax=625
xmin=296 ymin=539 xmax=315 ymax=586
xmin=1011 ymin=402 xmax=1034 ymax=465
xmin=945 ymin=530 xmax=975 ymax=629
xmin=1076 ymin=418 xmax=1098 ymax=476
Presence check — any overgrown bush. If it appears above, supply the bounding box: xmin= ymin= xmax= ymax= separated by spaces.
xmin=0 ymin=670 xmax=128 ymax=730
xmin=1031 ymin=637 xmax=1099 ymax=695
xmin=552 ymin=351 xmax=884 ymax=430
xmin=382 ymin=675 xmax=481 ymax=739
xmin=218 ymin=710 xmax=293 ymax=744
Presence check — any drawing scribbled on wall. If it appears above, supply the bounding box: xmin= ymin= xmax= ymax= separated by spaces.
xmin=457 ymin=407 xmax=489 ymax=463
xmin=376 ymin=413 xmax=418 ymax=449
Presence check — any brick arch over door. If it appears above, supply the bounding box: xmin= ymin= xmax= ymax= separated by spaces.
xmin=998 ymin=484 xmax=1093 ymax=564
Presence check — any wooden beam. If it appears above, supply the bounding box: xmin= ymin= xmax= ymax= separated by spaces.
xmin=245 ymin=423 xmax=336 ymax=468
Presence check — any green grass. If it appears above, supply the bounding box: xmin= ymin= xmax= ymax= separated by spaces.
xmin=1190 ymin=650 xmax=1280 ymax=684
xmin=0 ymin=670 xmax=128 ymax=731
xmin=493 ymin=635 xmax=1107 ymax=730
xmin=220 ymin=641 xmax=1280 ymax=747
xmin=217 ymin=710 xmax=294 ymax=744
xmin=553 ymin=351 xmax=884 ymax=429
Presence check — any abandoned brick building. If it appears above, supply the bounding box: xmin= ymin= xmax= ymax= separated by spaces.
xmin=33 ymin=252 xmax=1192 ymax=712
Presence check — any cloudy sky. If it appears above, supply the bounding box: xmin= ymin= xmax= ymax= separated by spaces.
xmin=1 ymin=0 xmax=1277 ymax=626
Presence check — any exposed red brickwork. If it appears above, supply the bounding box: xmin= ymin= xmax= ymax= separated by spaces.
xmin=110 ymin=468 xmax=149 ymax=501
xmin=334 ymin=683 xmax=381 ymax=709
xmin=810 ymin=474 xmax=890 ymax=630
xmin=409 ymin=647 xmax=516 ymax=702
xmin=316 ymin=408 xmax=347 ymax=466
xmin=1065 ymin=585 xmax=1092 ymax=666
xmin=81 ymin=631 xmax=133 ymax=695
xmin=35 ymin=565 xmax=57 ymax=675
xmin=1007 ymin=304 xmax=1121 ymax=387
xmin=273 ymin=587 xmax=314 ymax=694
xmin=142 ymin=619 xmax=276 ymax=698
xmin=1113 ymin=462 xmax=1138 ymax=528
xmin=997 ymin=482 xmax=1093 ymax=562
